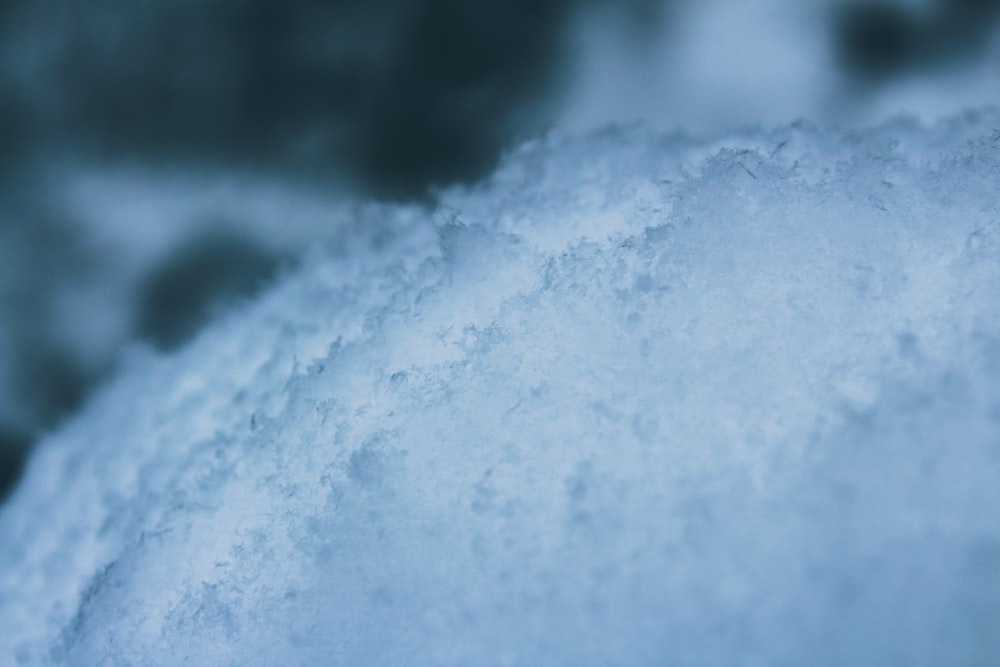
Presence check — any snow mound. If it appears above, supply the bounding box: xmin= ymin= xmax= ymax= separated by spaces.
xmin=3 ymin=112 xmax=1000 ymax=665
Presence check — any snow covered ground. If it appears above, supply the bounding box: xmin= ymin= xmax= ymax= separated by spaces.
xmin=2 ymin=1 xmax=1000 ymax=664
xmin=2 ymin=111 xmax=999 ymax=664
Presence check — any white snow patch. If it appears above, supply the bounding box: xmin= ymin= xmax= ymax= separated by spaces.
xmin=2 ymin=112 xmax=1000 ymax=665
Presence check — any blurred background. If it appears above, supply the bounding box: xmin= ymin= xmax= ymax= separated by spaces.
xmin=1 ymin=0 xmax=999 ymax=501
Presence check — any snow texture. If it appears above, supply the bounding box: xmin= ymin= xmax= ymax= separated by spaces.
xmin=3 ymin=112 xmax=1000 ymax=665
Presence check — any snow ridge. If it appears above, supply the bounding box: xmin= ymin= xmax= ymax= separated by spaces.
xmin=2 ymin=112 xmax=1000 ymax=665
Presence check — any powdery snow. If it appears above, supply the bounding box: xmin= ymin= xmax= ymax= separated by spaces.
xmin=2 ymin=112 xmax=1000 ymax=665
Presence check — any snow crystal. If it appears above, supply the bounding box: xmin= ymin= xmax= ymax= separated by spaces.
xmin=2 ymin=112 xmax=1000 ymax=665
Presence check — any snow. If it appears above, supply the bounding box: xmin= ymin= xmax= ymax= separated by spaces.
xmin=2 ymin=112 xmax=1000 ymax=665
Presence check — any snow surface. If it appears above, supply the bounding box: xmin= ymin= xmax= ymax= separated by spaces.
xmin=2 ymin=112 xmax=1000 ymax=665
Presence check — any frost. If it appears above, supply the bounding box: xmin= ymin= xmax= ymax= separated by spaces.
xmin=3 ymin=112 xmax=1000 ymax=665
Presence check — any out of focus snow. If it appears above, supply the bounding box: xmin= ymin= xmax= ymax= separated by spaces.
xmin=560 ymin=0 xmax=1000 ymax=131
xmin=2 ymin=111 xmax=999 ymax=665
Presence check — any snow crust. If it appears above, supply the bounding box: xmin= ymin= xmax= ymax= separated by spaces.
xmin=2 ymin=112 xmax=1000 ymax=665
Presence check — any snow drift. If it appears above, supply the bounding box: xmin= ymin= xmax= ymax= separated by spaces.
xmin=2 ymin=112 xmax=1000 ymax=665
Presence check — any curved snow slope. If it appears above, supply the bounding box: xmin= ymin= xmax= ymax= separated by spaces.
xmin=3 ymin=113 xmax=1000 ymax=666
